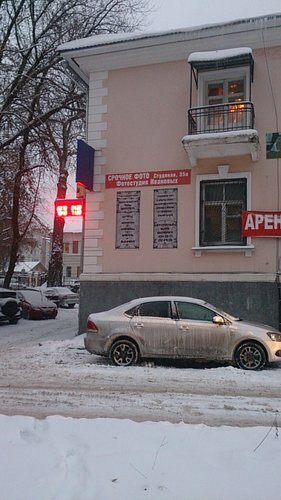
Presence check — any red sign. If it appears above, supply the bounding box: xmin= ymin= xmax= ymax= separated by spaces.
xmin=105 ymin=169 xmax=191 ymax=189
xmin=242 ymin=211 xmax=281 ymax=236
xmin=55 ymin=199 xmax=84 ymax=218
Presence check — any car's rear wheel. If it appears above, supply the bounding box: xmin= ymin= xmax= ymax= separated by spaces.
xmin=109 ymin=339 xmax=139 ymax=367
xmin=235 ymin=341 xmax=267 ymax=370
xmin=2 ymin=300 xmax=18 ymax=318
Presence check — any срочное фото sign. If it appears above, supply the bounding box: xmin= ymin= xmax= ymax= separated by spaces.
xmin=106 ymin=169 xmax=191 ymax=189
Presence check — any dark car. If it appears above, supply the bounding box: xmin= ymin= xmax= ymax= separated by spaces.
xmin=17 ymin=290 xmax=58 ymax=320
xmin=43 ymin=287 xmax=78 ymax=308
xmin=0 ymin=288 xmax=21 ymax=324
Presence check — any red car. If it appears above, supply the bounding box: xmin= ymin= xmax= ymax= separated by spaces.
xmin=17 ymin=290 xmax=58 ymax=320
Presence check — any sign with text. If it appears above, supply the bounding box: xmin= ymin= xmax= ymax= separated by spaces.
xmin=106 ymin=169 xmax=191 ymax=189
xmin=153 ymin=189 xmax=178 ymax=249
xmin=116 ymin=191 xmax=140 ymax=249
xmin=242 ymin=211 xmax=281 ymax=237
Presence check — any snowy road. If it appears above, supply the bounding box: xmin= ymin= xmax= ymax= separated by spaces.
xmin=0 ymin=309 xmax=281 ymax=427
xmin=0 ymin=307 xmax=78 ymax=346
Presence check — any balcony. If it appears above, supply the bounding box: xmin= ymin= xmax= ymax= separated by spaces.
xmin=182 ymin=101 xmax=259 ymax=167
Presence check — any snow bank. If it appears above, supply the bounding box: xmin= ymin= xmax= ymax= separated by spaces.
xmin=1 ymin=415 xmax=280 ymax=500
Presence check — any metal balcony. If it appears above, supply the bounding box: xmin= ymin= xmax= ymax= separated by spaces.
xmin=182 ymin=101 xmax=259 ymax=166
xmin=188 ymin=101 xmax=255 ymax=135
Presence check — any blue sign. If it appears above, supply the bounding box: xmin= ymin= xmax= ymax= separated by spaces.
xmin=76 ymin=139 xmax=95 ymax=191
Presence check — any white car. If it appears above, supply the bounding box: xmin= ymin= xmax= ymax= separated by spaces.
xmin=84 ymin=296 xmax=281 ymax=370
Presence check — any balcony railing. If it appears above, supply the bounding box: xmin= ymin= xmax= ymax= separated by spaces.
xmin=188 ymin=101 xmax=255 ymax=135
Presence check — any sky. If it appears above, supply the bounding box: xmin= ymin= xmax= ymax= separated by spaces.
xmin=147 ymin=0 xmax=281 ymax=31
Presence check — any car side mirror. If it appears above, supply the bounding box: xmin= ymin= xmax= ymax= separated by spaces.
xmin=213 ymin=315 xmax=225 ymax=325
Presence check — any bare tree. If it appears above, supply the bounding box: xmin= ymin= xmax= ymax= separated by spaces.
xmin=0 ymin=0 xmax=150 ymax=287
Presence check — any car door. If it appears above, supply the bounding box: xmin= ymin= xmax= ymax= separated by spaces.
xmin=130 ymin=300 xmax=178 ymax=356
xmin=174 ymin=300 xmax=231 ymax=360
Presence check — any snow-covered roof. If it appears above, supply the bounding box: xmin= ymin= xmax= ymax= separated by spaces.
xmin=57 ymin=13 xmax=281 ymax=54
xmin=188 ymin=47 xmax=252 ymax=63
xmin=13 ymin=261 xmax=44 ymax=273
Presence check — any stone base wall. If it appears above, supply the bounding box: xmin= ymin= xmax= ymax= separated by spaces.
xmin=78 ymin=279 xmax=279 ymax=334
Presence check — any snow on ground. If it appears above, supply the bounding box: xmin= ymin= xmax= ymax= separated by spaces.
xmin=1 ymin=415 xmax=280 ymax=500
xmin=1 ymin=308 xmax=281 ymax=499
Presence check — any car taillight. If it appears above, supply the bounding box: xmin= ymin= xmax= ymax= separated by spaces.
xmin=87 ymin=319 xmax=98 ymax=332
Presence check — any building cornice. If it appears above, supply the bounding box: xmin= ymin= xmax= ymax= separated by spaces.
xmin=58 ymin=13 xmax=281 ymax=80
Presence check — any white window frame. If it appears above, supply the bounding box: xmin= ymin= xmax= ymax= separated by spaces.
xmin=193 ymin=171 xmax=254 ymax=256
xmin=198 ymin=66 xmax=251 ymax=106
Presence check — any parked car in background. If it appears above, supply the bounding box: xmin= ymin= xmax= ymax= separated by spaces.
xmin=17 ymin=290 xmax=57 ymax=320
xmin=64 ymin=280 xmax=80 ymax=293
xmin=84 ymin=296 xmax=281 ymax=370
xmin=0 ymin=288 xmax=21 ymax=324
xmin=43 ymin=287 xmax=78 ymax=308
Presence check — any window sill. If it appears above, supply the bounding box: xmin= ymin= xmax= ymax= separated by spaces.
xmin=192 ymin=245 xmax=254 ymax=257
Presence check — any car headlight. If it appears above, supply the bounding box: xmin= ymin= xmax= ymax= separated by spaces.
xmin=267 ymin=332 xmax=281 ymax=342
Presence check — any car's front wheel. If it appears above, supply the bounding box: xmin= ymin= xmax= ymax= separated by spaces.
xmin=235 ymin=341 xmax=267 ymax=370
xmin=109 ymin=339 xmax=139 ymax=367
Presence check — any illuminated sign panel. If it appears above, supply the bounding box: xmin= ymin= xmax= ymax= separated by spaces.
xmin=55 ymin=199 xmax=84 ymax=218
xmin=242 ymin=211 xmax=281 ymax=237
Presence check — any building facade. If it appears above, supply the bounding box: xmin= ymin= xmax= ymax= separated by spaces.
xmin=59 ymin=14 xmax=281 ymax=332
xmin=62 ymin=231 xmax=82 ymax=281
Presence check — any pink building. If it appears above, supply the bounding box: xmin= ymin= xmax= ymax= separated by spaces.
xmin=59 ymin=13 xmax=281 ymax=332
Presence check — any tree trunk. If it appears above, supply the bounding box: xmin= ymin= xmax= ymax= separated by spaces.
xmin=3 ymin=151 xmax=24 ymax=288
xmin=47 ymin=160 xmax=68 ymax=287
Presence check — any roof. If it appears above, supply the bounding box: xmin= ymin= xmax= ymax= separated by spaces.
xmin=13 ymin=261 xmax=46 ymax=273
xmin=57 ymin=13 xmax=281 ymax=82
xmin=58 ymin=13 xmax=281 ymax=53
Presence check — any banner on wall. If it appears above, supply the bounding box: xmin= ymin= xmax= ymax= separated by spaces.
xmin=153 ymin=189 xmax=178 ymax=249
xmin=242 ymin=211 xmax=281 ymax=237
xmin=116 ymin=191 xmax=140 ymax=249
xmin=106 ymin=169 xmax=191 ymax=189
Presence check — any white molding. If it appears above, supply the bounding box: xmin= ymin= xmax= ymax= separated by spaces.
xmin=89 ymin=104 xmax=107 ymax=115
xmin=89 ymin=87 xmax=108 ymax=98
xmin=79 ymin=272 xmax=277 ymax=283
xmin=192 ymin=245 xmax=255 ymax=257
xmin=89 ymin=71 xmax=108 ymax=82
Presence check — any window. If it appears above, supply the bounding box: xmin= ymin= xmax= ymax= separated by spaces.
xmin=63 ymin=243 xmax=70 ymax=254
xmin=73 ymin=241 xmax=79 ymax=254
xmin=200 ymin=178 xmax=247 ymax=246
xmin=66 ymin=266 xmax=71 ymax=278
xmin=206 ymin=78 xmax=245 ymax=106
xmin=205 ymin=78 xmax=247 ymax=130
xmin=176 ymin=302 xmax=215 ymax=322
xmin=138 ymin=301 xmax=171 ymax=318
